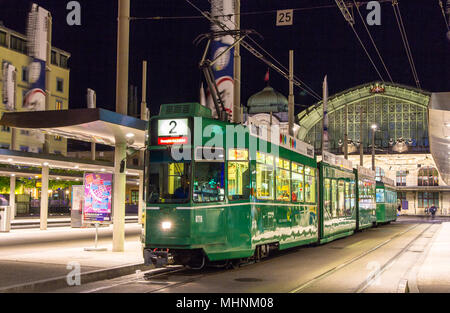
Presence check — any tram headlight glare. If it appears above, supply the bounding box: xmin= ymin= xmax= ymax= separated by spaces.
xmin=162 ymin=221 xmax=172 ymax=230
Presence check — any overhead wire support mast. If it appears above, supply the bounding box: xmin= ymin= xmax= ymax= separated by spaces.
xmin=187 ymin=0 xmax=322 ymax=101
xmin=335 ymin=0 xmax=385 ymax=82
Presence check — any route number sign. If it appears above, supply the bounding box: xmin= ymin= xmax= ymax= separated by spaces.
xmin=158 ymin=118 xmax=189 ymax=137
xmin=276 ymin=9 xmax=293 ymax=26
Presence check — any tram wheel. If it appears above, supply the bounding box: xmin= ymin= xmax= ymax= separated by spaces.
xmin=186 ymin=254 xmax=206 ymax=270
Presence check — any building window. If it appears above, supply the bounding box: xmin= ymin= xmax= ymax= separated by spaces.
xmin=54 ymin=136 xmax=62 ymax=141
xmin=418 ymin=192 xmax=439 ymax=208
xmin=131 ymin=190 xmax=139 ymax=204
xmin=1 ymin=126 xmax=10 ymax=132
xmin=56 ymin=78 xmax=64 ymax=93
xmin=397 ymin=192 xmax=406 ymax=202
xmin=418 ymin=166 xmax=439 ymax=186
xmin=0 ymin=31 xmax=6 ymax=47
xmin=396 ymin=171 xmax=407 ymax=186
xmin=22 ymin=66 xmax=28 ymax=82
xmin=20 ymin=130 xmax=30 ymax=136
xmin=56 ymin=99 xmax=63 ymax=110
xmin=60 ymin=54 xmax=68 ymax=69
xmin=51 ymin=51 xmax=58 ymax=65
xmin=10 ymin=35 xmax=26 ymax=54
xmin=132 ymin=158 xmax=139 ymax=166
xmin=0 ymin=143 xmax=10 ymax=149
xmin=19 ymin=145 xmax=28 ymax=152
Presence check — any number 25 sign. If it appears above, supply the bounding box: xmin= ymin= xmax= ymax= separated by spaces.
xmin=276 ymin=9 xmax=293 ymax=26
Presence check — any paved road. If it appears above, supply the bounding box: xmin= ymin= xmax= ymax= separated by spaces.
xmin=55 ymin=216 xmax=443 ymax=293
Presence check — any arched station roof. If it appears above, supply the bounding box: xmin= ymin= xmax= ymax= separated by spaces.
xmin=296 ymin=82 xmax=431 ymax=142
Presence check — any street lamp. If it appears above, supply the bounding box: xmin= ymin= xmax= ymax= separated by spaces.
xmin=371 ymin=124 xmax=377 ymax=171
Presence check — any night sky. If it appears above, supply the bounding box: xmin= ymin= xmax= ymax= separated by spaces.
xmin=1 ymin=0 xmax=449 ymax=117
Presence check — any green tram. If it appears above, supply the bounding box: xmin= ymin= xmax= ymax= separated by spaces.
xmin=142 ymin=102 xmax=382 ymax=268
xmin=354 ymin=166 xmax=377 ymax=230
xmin=375 ymin=177 xmax=398 ymax=224
xmin=318 ymin=152 xmax=357 ymax=244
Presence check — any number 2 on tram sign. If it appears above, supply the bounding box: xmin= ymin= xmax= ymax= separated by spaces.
xmin=276 ymin=9 xmax=293 ymax=26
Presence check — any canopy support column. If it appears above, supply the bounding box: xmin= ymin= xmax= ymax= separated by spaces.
xmin=113 ymin=142 xmax=127 ymax=252
xmin=40 ymin=165 xmax=49 ymax=230
xmin=138 ymin=171 xmax=144 ymax=224
xmin=9 ymin=175 xmax=15 ymax=220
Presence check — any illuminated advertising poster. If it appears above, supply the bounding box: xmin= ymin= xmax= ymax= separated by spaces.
xmin=83 ymin=173 xmax=112 ymax=223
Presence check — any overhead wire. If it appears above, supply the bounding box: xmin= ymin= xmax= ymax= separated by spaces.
xmin=396 ymin=2 xmax=420 ymax=88
xmin=207 ymin=0 xmax=322 ymax=100
xmin=335 ymin=0 xmax=385 ymax=82
xmin=353 ymin=0 xmax=393 ymax=82
xmin=438 ymin=0 xmax=450 ymax=31
xmin=392 ymin=0 xmax=420 ymax=88
xmin=202 ymin=0 xmax=322 ymax=101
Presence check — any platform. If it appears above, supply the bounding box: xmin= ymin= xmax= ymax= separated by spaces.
xmin=0 ymin=223 xmax=145 ymax=291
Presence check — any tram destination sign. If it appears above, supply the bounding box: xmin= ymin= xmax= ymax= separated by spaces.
xmin=157 ymin=118 xmax=189 ymax=145
xmin=158 ymin=118 xmax=188 ymax=137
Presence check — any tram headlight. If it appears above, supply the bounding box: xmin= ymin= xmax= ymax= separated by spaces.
xmin=162 ymin=221 xmax=172 ymax=230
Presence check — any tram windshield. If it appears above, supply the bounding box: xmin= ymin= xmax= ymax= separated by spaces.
xmin=148 ymin=160 xmax=191 ymax=204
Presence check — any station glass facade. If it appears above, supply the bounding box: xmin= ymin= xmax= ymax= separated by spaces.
xmin=296 ymin=82 xmax=450 ymax=216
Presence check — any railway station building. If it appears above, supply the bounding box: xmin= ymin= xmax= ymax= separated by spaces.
xmin=295 ymin=82 xmax=450 ymax=216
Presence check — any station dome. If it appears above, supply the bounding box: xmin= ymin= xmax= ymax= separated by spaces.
xmin=247 ymin=85 xmax=288 ymax=114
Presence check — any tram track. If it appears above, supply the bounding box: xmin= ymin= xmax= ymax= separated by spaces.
xmin=80 ymin=221 xmax=437 ymax=293
xmin=288 ymin=223 xmax=428 ymax=293
xmin=81 ymin=266 xmax=186 ymax=293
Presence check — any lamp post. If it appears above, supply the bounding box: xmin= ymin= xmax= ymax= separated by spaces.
xmin=371 ymin=124 xmax=377 ymax=171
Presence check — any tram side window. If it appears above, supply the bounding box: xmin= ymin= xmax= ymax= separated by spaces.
xmin=338 ymin=180 xmax=345 ymax=217
xmin=350 ymin=182 xmax=356 ymax=213
xmin=324 ymin=178 xmax=331 ymax=214
xmin=331 ymin=179 xmax=337 ymax=217
xmin=305 ymin=166 xmax=316 ymax=203
xmin=148 ymin=163 xmax=191 ymax=204
xmin=193 ymin=162 xmax=225 ymax=202
xmin=228 ymin=148 xmax=250 ymax=201
xmin=276 ymin=157 xmax=290 ymax=201
xmin=344 ymin=182 xmax=351 ymax=216
xmin=291 ymin=162 xmax=304 ymax=202
xmin=376 ymin=188 xmax=385 ymax=202
xmin=256 ymin=152 xmax=274 ymax=200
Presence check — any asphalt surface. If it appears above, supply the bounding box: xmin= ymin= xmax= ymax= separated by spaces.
xmin=54 ymin=216 xmax=445 ymax=293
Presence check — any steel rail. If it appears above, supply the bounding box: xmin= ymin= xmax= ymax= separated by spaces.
xmin=289 ymin=223 xmax=421 ymax=293
xmin=355 ymin=223 xmax=435 ymax=293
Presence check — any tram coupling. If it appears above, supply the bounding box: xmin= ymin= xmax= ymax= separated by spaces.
xmin=144 ymin=248 xmax=174 ymax=268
